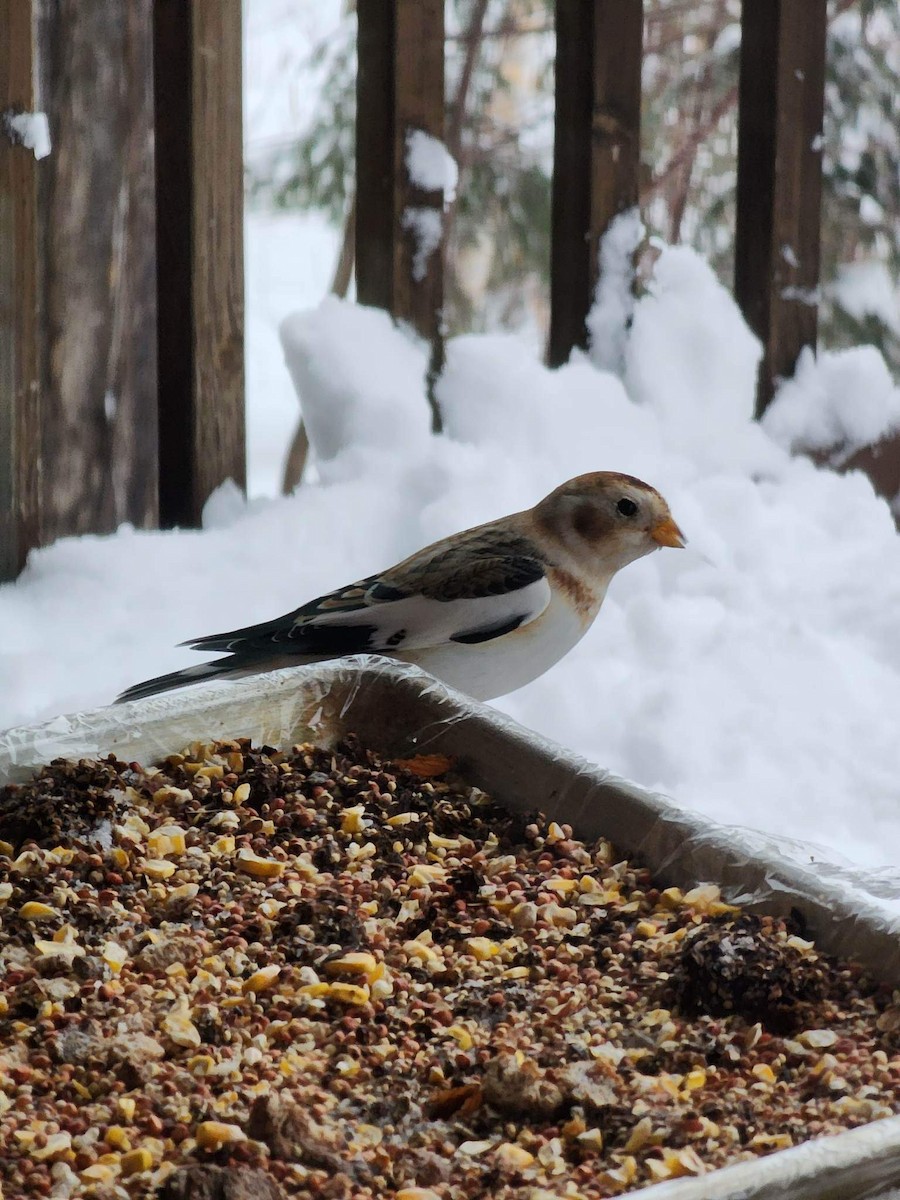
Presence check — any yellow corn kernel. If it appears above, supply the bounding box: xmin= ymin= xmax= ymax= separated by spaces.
xmin=237 ymin=848 xmax=284 ymax=879
xmin=80 ymin=1164 xmax=116 ymax=1184
xmin=546 ymin=877 xmax=578 ymax=895
xmin=503 ymin=966 xmax=530 ymax=980
xmin=195 ymin=1121 xmax=246 ymax=1150
xmin=105 ymin=1126 xmax=131 ymax=1151
xmin=546 ymin=822 xmax=566 ymax=844
xmin=326 ymin=982 xmax=370 ymax=1006
xmin=19 ymin=901 xmax=58 ymax=921
xmin=403 ymin=940 xmax=440 ymax=963
xmin=752 ymin=1063 xmax=777 ymax=1084
xmin=684 ymin=1068 xmax=707 ymax=1090
xmin=447 ymin=1025 xmax=473 ymax=1051
xmin=233 ymin=782 xmax=251 ymax=804
xmin=408 ymin=863 xmax=445 ymax=886
xmin=298 ymin=982 xmax=330 ymax=998
xmin=495 ymin=1142 xmax=534 ymax=1170
xmin=323 ymin=952 xmax=381 ymax=983
xmin=578 ymin=1128 xmax=604 ymax=1152
xmin=428 ymin=833 xmax=461 ymax=849
xmin=120 ymin=1147 xmax=153 ymax=1176
xmin=396 ymin=1190 xmax=441 ymax=1200
xmin=187 ymin=1055 xmax=216 ymax=1076
xmin=341 ymin=804 xmax=366 ymax=833
xmin=117 ymin=1097 xmax=136 ymax=1122
xmin=0 ymin=840 xmax=14 ymax=857
xmin=658 ymin=886 xmax=684 ymax=909
xmin=142 ymin=858 xmax=175 ymax=881
xmin=465 ymin=937 xmax=499 ymax=961
xmin=102 ymin=941 xmax=128 ymax=973
xmin=242 ymin=965 xmax=281 ymax=994
xmin=634 ymin=920 xmax=658 ymax=940
xmin=387 ymin=812 xmax=418 ymax=826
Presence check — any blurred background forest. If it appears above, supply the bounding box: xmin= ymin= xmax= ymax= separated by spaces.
xmin=245 ymin=0 xmax=899 ymax=373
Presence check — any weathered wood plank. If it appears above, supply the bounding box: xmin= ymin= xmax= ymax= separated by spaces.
xmin=0 ymin=0 xmax=41 ymax=580
xmin=356 ymin=0 xmax=445 ymax=430
xmin=549 ymin=0 xmax=643 ymax=368
xmin=154 ymin=0 xmax=245 ymax=528
xmin=735 ymin=0 xmax=827 ymax=416
xmin=36 ymin=0 xmax=157 ymax=542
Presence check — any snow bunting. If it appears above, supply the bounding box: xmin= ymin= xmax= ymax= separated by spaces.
xmin=117 ymin=472 xmax=684 ymax=704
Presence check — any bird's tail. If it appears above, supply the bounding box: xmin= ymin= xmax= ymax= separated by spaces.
xmin=115 ymin=659 xmax=238 ymax=705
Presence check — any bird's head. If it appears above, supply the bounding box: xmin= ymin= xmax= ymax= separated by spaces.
xmin=535 ymin=471 xmax=686 ymax=579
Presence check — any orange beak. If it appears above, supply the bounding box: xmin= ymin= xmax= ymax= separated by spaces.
xmin=650 ymin=515 xmax=687 ymax=548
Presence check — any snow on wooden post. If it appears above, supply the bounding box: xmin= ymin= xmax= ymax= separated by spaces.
xmin=356 ymin=0 xmax=445 ymax=432
xmin=735 ymin=0 xmax=827 ymax=417
xmin=153 ymin=0 xmax=245 ymax=528
xmin=549 ymin=0 xmax=643 ymax=369
xmin=0 ymin=0 xmax=41 ymax=581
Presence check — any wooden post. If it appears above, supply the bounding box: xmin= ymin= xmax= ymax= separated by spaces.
xmin=549 ymin=0 xmax=643 ymax=368
xmin=356 ymin=0 xmax=445 ymax=431
xmin=735 ymin=0 xmax=827 ymax=416
xmin=0 ymin=0 xmax=41 ymax=580
xmin=153 ymin=0 xmax=245 ymax=528
xmin=36 ymin=0 xmax=157 ymax=543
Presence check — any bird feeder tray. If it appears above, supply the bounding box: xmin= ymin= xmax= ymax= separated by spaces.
xmin=2 ymin=656 xmax=900 ymax=1199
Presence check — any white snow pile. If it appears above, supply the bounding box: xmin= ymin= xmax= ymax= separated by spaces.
xmin=763 ymin=344 xmax=900 ymax=458
xmin=2 ymin=223 xmax=900 ymax=888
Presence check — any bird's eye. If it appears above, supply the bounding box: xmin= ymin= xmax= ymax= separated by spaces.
xmin=616 ymin=498 xmax=638 ymax=517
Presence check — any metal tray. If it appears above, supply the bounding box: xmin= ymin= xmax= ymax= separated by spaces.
xmin=2 ymin=655 xmax=900 ymax=1199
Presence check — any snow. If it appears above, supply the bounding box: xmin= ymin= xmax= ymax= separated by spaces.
xmin=402 ymin=206 xmax=444 ymax=283
xmin=406 ymin=129 xmax=459 ymax=203
xmin=763 ymin=345 xmax=900 ymax=456
xmin=3 ymin=230 xmax=900 ymax=894
xmin=5 ymin=111 xmax=51 ymax=160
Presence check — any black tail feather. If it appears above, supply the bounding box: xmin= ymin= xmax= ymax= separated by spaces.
xmin=115 ymin=659 xmax=234 ymax=705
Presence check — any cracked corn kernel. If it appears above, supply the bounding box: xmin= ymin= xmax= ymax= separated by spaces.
xmin=634 ymin=920 xmax=658 ymax=939
xmin=121 ymin=1147 xmax=153 ymax=1176
xmin=117 ymin=1097 xmax=136 ymax=1122
xmin=447 ymin=1025 xmax=474 ymax=1050
xmin=195 ymin=1121 xmax=246 ymax=1150
xmin=465 ymin=936 xmax=499 ymax=961
xmin=396 ymin=1190 xmax=441 ymax=1200
xmin=105 ymin=1125 xmax=131 ymax=1151
xmin=237 ymin=848 xmax=284 ymax=879
xmin=19 ymin=901 xmax=58 ymax=920
xmin=142 ymin=858 xmax=176 ymax=880
xmin=326 ymin=982 xmax=370 ymax=1005
xmin=684 ymin=1068 xmax=707 ymax=1090
xmin=232 ymin=782 xmax=251 ymax=804
xmin=102 ymin=941 xmax=128 ymax=972
xmin=341 ymin=804 xmax=367 ymax=833
xmin=242 ymin=965 xmax=281 ymax=994
xmin=752 ymin=1063 xmax=777 ymax=1084
xmin=496 ymin=1142 xmax=535 ymax=1170
xmin=323 ymin=951 xmax=381 ymax=982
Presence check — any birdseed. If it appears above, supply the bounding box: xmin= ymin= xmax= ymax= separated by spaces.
xmin=1 ymin=737 xmax=899 ymax=1199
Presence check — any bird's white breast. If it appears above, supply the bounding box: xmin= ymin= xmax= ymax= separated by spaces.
xmin=395 ymin=587 xmax=600 ymax=701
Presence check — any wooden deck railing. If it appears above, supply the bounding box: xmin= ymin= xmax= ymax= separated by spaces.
xmin=0 ymin=1 xmax=841 ymax=581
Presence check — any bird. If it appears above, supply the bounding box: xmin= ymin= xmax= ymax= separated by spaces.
xmin=116 ymin=472 xmax=685 ymax=705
